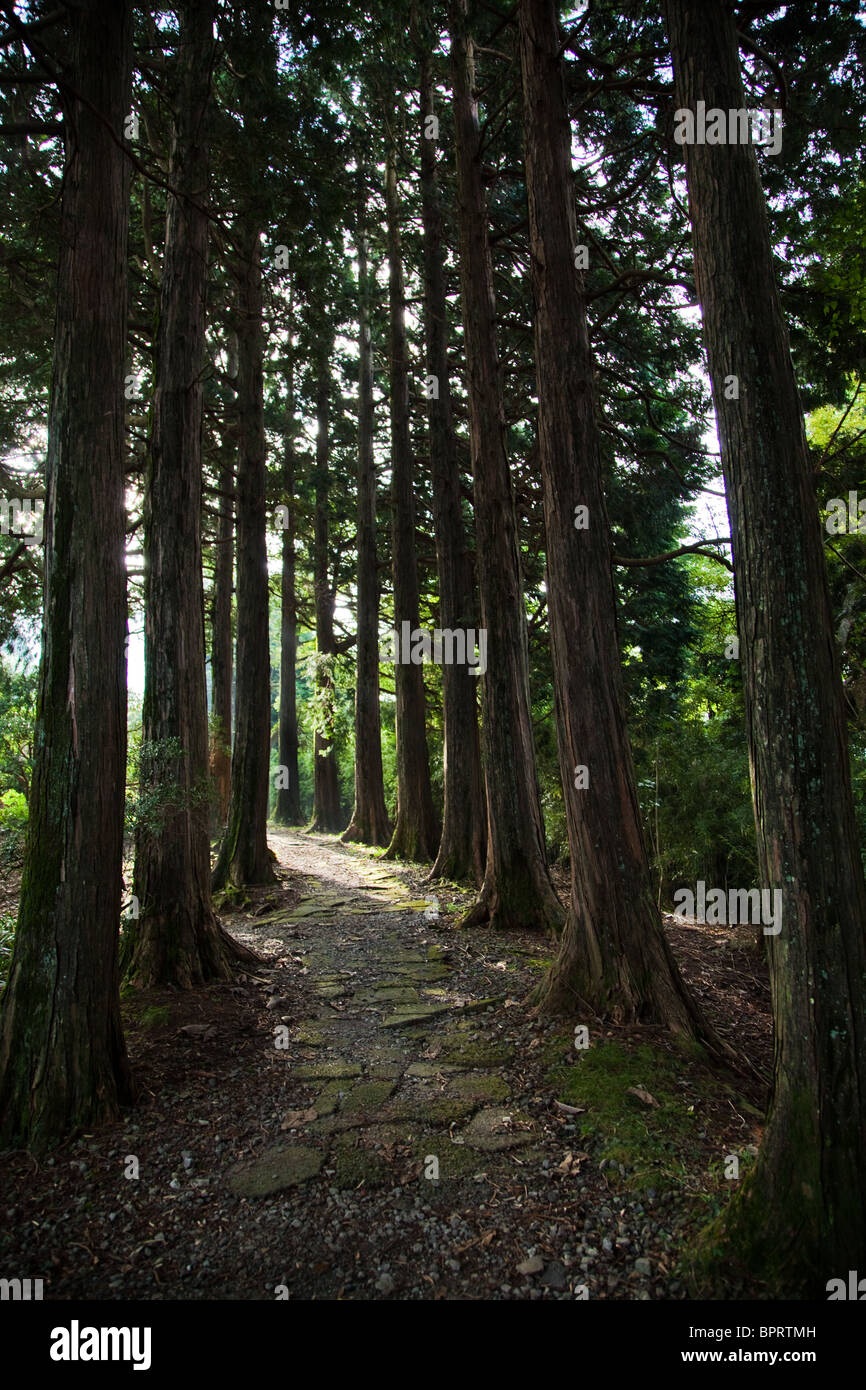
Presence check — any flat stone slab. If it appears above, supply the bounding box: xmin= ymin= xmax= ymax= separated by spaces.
xmin=385 ymin=964 xmax=451 ymax=982
xmin=448 ymin=1072 xmax=510 ymax=1102
xmin=380 ymin=1003 xmax=454 ymax=1029
xmin=461 ymin=1108 xmax=536 ymax=1152
xmin=293 ymin=1023 xmax=332 ymax=1046
xmin=355 ymin=986 xmax=419 ymax=1005
xmin=331 ymin=1141 xmax=391 ymax=1189
xmin=229 ymin=1145 xmax=324 ymax=1197
xmin=406 ymin=1062 xmax=461 ymax=1078
xmin=379 ymin=901 xmax=437 ymax=913
xmin=294 ymin=1060 xmax=363 ymax=1080
xmin=339 ymin=1080 xmax=396 ymax=1116
xmin=312 ymin=1080 xmax=346 ymax=1116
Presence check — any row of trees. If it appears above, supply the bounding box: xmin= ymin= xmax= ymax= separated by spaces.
xmin=0 ymin=0 xmax=864 ymax=1295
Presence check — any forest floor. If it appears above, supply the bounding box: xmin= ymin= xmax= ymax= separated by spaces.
xmin=0 ymin=829 xmax=772 ymax=1300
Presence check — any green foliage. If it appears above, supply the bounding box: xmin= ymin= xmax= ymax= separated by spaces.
xmin=0 ymin=658 xmax=35 ymax=867
xmin=127 ymin=735 xmax=209 ymax=839
xmin=0 ymin=908 xmax=14 ymax=992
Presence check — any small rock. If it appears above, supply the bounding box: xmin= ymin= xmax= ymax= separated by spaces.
xmin=634 ymin=1257 xmax=652 ymax=1277
xmin=539 ymin=1261 xmax=567 ymax=1290
xmin=517 ymin=1255 xmax=545 ymax=1275
xmin=376 ymin=1273 xmax=396 ymax=1295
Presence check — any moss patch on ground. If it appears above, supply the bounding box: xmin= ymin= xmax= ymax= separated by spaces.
xmin=138 ymin=1004 xmax=172 ymax=1030
xmin=389 ymin=1095 xmax=478 ymax=1127
xmin=412 ymin=1140 xmax=486 ymax=1180
xmin=330 ymin=1141 xmax=391 ymax=1190
xmin=546 ymin=1037 xmax=709 ymax=1195
xmin=447 ymin=1072 xmax=510 ymax=1103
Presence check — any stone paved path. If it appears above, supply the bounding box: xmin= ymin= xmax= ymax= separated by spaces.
xmin=228 ymin=829 xmax=544 ymax=1201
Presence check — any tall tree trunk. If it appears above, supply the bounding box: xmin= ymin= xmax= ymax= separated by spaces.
xmin=126 ymin=0 xmax=239 ymax=988
xmin=664 ymin=0 xmax=866 ymax=1293
xmin=518 ymin=0 xmax=722 ymax=1043
xmin=210 ymin=433 xmax=234 ymax=830
xmin=275 ymin=436 xmax=302 ymax=824
xmin=383 ymin=143 xmax=439 ymax=862
xmin=417 ymin=38 xmax=486 ymax=886
xmin=212 ymin=219 xmax=275 ymax=889
xmin=342 ymin=214 xmax=391 ymax=846
xmin=308 ymin=347 xmax=343 ymax=833
xmin=0 ymin=0 xmax=135 ymax=1148
xmin=448 ymin=4 xmax=563 ymax=929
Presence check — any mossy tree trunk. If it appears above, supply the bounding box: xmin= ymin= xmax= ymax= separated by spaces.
xmin=309 ymin=342 xmax=343 ymax=834
xmin=417 ymin=35 xmax=486 ymax=887
xmin=127 ymin=0 xmax=240 ymax=988
xmin=211 ymin=217 xmax=275 ymax=890
xmin=209 ymin=433 xmax=234 ymax=831
xmin=383 ymin=141 xmax=439 ymax=862
xmin=448 ymin=1 xmax=563 ymax=929
xmin=0 ymin=0 xmax=135 ymax=1149
xmin=342 ymin=207 xmax=391 ymax=847
xmin=665 ymin=0 xmax=866 ymax=1293
xmin=275 ymin=432 xmax=302 ymax=826
xmin=518 ymin=0 xmax=721 ymax=1047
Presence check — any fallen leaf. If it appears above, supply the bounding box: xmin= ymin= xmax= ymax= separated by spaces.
xmin=626 ymin=1086 xmax=660 ymax=1109
xmin=280 ymin=1107 xmax=317 ymax=1129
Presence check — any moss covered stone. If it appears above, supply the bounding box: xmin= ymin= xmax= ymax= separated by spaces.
xmin=367 ymin=1062 xmax=404 ymax=1080
xmin=448 ymin=1072 xmax=510 ymax=1102
xmin=386 ymin=963 xmax=451 ymax=982
xmin=413 ymin=1141 xmax=486 ymax=1180
xmin=390 ymin=1095 xmax=478 ymax=1126
xmin=406 ymin=1062 xmax=461 ymax=1078
xmin=313 ymin=1080 xmax=346 ymax=1116
xmin=293 ymin=1023 xmax=331 ymax=1047
xmin=340 ymin=1080 xmax=396 ymax=1116
xmin=294 ymin=1059 xmax=362 ymax=1080
xmin=331 ymin=1142 xmax=391 ymax=1190
xmin=461 ymin=1107 xmax=537 ymax=1152
xmin=355 ymin=985 xmax=419 ymax=1004
xmin=315 ymin=982 xmax=348 ymax=1000
xmin=229 ymin=1145 xmax=324 ymax=1197
xmin=380 ymin=1003 xmax=454 ymax=1029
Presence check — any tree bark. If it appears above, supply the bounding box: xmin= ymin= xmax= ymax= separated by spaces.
xmin=342 ymin=213 xmax=391 ymax=846
xmin=211 ymin=218 xmax=275 ymax=889
xmin=274 ymin=434 xmax=302 ymax=825
xmin=0 ymin=0 xmax=135 ymax=1148
xmin=209 ymin=434 xmax=234 ymax=830
xmin=665 ymin=0 xmax=866 ymax=1293
xmin=418 ymin=39 xmax=486 ymax=886
xmin=448 ymin=3 xmax=563 ymax=929
xmin=126 ymin=0 xmax=240 ymax=988
xmin=518 ymin=0 xmax=723 ymax=1044
xmin=383 ymin=142 xmax=439 ymax=862
xmin=308 ymin=345 xmax=343 ymax=834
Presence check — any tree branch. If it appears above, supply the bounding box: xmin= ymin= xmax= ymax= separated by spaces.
xmin=614 ymin=539 xmax=733 ymax=573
